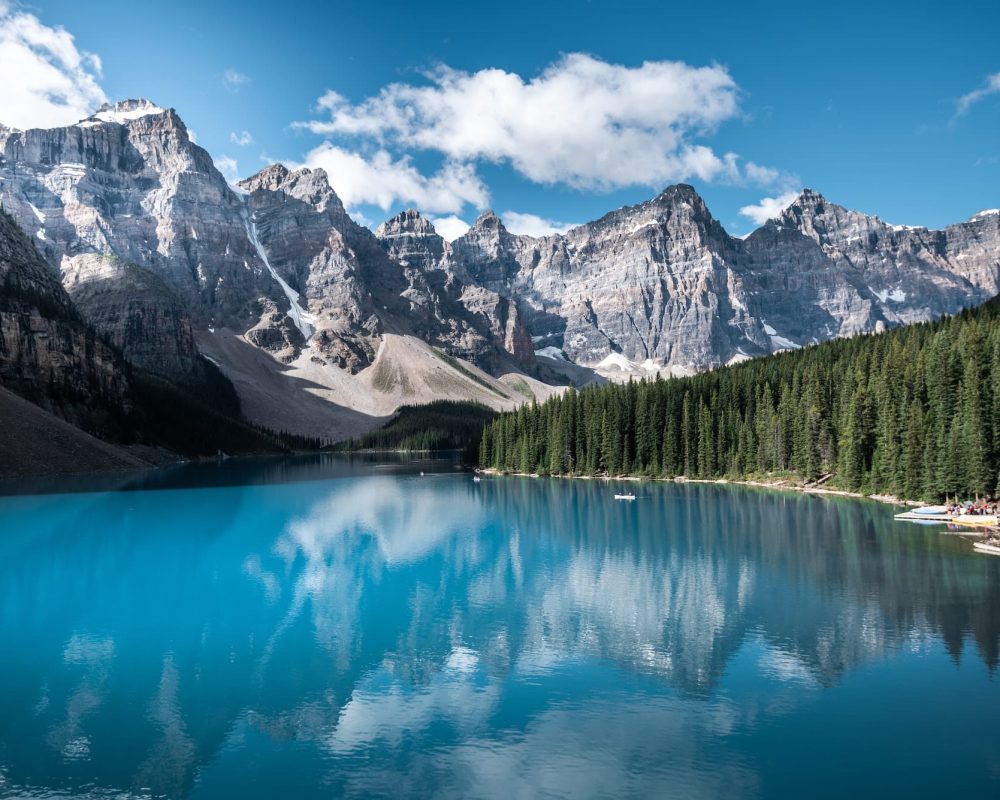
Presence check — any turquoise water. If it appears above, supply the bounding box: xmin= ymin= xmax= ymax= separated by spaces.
xmin=1 ymin=457 xmax=998 ymax=799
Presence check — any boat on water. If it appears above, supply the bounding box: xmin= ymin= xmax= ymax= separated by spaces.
xmin=895 ymin=504 xmax=950 ymax=520
xmin=973 ymin=541 xmax=1000 ymax=556
xmin=614 ymin=494 xmax=636 ymax=501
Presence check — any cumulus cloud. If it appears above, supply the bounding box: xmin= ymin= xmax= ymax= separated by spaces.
xmin=955 ymin=71 xmax=1000 ymax=117
xmin=222 ymin=68 xmax=249 ymax=90
xmin=230 ymin=130 xmax=253 ymax=146
xmin=0 ymin=5 xmax=107 ymax=129
xmin=300 ymin=142 xmax=488 ymax=214
xmin=500 ymin=211 xmax=579 ymax=237
xmin=297 ymin=53 xmax=745 ymax=192
xmin=738 ymin=191 xmax=800 ymax=225
xmin=428 ymin=215 xmax=470 ymax=241
xmin=213 ymin=154 xmax=240 ymax=184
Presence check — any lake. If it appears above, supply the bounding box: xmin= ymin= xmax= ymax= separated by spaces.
xmin=0 ymin=456 xmax=998 ymax=799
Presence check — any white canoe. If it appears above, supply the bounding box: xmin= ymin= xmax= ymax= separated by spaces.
xmin=913 ymin=505 xmax=949 ymax=515
xmin=895 ymin=511 xmax=949 ymax=521
xmin=973 ymin=542 xmax=1000 ymax=556
xmin=614 ymin=494 xmax=636 ymax=500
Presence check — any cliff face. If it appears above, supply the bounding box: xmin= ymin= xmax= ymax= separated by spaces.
xmin=0 ymin=101 xmax=530 ymax=390
xmin=375 ymin=208 xmax=536 ymax=372
xmin=0 ymin=100 xmax=272 ymax=327
xmin=60 ymin=253 xmax=203 ymax=384
xmin=443 ymin=187 xmax=1000 ymax=375
xmin=460 ymin=186 xmax=764 ymax=371
xmin=0 ymin=209 xmax=132 ymax=437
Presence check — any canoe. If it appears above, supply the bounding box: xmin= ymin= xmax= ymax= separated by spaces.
xmin=950 ymin=515 xmax=999 ymax=528
xmin=912 ymin=505 xmax=949 ymax=515
xmin=973 ymin=542 xmax=1000 ymax=556
xmin=614 ymin=494 xmax=636 ymax=500
xmin=895 ymin=511 xmax=949 ymax=521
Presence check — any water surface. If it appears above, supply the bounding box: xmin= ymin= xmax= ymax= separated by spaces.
xmin=1 ymin=458 xmax=998 ymax=798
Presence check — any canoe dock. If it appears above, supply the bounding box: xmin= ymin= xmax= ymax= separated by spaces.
xmin=894 ymin=505 xmax=1000 ymax=556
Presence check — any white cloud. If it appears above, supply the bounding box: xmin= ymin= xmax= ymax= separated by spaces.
xmin=428 ymin=215 xmax=470 ymax=241
xmin=743 ymin=162 xmax=781 ymax=185
xmin=738 ymin=191 xmax=800 ymax=225
xmin=230 ymin=130 xmax=253 ymax=146
xmin=297 ymin=54 xmax=744 ymax=192
xmin=300 ymin=142 xmax=488 ymax=214
xmin=213 ymin=154 xmax=240 ymax=184
xmin=956 ymin=72 xmax=1000 ymax=117
xmin=500 ymin=211 xmax=579 ymax=237
xmin=222 ymin=68 xmax=249 ymax=90
xmin=0 ymin=5 xmax=107 ymax=129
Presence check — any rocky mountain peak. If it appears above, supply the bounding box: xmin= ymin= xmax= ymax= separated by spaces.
xmin=776 ymin=188 xmax=852 ymax=241
xmin=239 ymin=165 xmax=346 ymax=215
xmin=578 ymin=182 xmax=726 ymax=249
xmin=375 ymin=209 xmax=439 ymax=239
xmin=80 ymin=98 xmax=168 ymax=126
xmin=782 ymin=188 xmax=829 ymax=217
xmin=239 ymin=163 xmax=292 ymax=193
xmin=653 ymin=183 xmax=702 ymax=205
xmin=970 ymin=208 xmax=1000 ymax=224
xmin=473 ymin=209 xmax=504 ymax=230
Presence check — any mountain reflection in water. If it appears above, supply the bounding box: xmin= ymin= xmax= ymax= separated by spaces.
xmin=0 ymin=461 xmax=998 ymax=799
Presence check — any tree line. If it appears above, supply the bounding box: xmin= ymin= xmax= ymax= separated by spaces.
xmin=479 ymin=296 xmax=1000 ymax=500
xmin=338 ymin=400 xmax=496 ymax=453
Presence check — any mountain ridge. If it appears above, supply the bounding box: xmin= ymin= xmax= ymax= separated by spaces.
xmin=0 ymin=98 xmax=997 ymax=442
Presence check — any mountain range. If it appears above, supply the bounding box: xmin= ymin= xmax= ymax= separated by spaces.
xmin=1 ymin=98 xmax=998 ymax=452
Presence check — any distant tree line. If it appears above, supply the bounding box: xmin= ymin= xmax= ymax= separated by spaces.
xmin=479 ymin=297 xmax=1000 ymax=500
xmin=339 ymin=400 xmax=496 ymax=454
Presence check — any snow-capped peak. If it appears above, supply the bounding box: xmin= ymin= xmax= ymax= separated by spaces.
xmin=970 ymin=209 xmax=999 ymax=221
xmin=78 ymin=99 xmax=165 ymax=127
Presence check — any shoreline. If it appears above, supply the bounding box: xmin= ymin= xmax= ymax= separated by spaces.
xmin=477 ymin=468 xmax=919 ymax=509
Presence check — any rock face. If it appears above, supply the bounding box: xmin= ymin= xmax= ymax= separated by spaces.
xmin=375 ymin=208 xmax=536 ymax=372
xmin=0 ymin=97 xmax=997 ymax=436
xmin=443 ymin=186 xmax=1000 ymax=374
xmin=0 ymin=209 xmax=132 ymax=437
xmin=0 ymin=100 xmax=273 ymax=327
xmin=0 ymin=100 xmax=532 ymax=384
xmin=743 ymin=189 xmax=1000 ymax=345
xmin=61 ymin=253 xmax=204 ymax=384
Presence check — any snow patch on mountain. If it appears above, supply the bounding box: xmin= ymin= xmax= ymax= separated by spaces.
xmin=86 ymin=100 xmax=165 ymax=125
xmin=770 ymin=334 xmax=800 ymax=351
xmin=534 ymin=346 xmax=566 ymax=361
xmin=871 ymin=287 xmax=907 ymax=303
xmin=243 ymin=211 xmax=315 ymax=340
xmin=595 ymin=353 xmax=636 ymax=371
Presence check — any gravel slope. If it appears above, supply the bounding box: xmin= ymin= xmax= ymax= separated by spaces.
xmin=0 ymin=387 xmax=154 ymax=478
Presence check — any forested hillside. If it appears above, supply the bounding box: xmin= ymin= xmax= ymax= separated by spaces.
xmin=479 ymin=296 xmax=1000 ymax=500
xmin=338 ymin=401 xmax=496 ymax=452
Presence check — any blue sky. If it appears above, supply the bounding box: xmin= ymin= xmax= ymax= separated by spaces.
xmin=2 ymin=0 xmax=999 ymax=237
